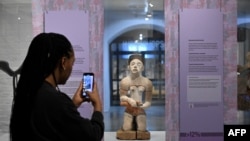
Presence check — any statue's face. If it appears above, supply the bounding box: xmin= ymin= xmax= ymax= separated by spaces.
xmin=129 ymin=59 xmax=144 ymax=74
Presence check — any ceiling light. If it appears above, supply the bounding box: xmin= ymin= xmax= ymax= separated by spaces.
xmin=139 ymin=34 xmax=143 ymax=40
xmin=146 ymin=12 xmax=152 ymax=17
xmin=149 ymin=3 xmax=154 ymax=7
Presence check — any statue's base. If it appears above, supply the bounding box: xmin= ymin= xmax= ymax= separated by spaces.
xmin=116 ymin=129 xmax=150 ymax=140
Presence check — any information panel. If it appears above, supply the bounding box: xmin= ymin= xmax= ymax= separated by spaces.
xmin=45 ymin=11 xmax=89 ymax=96
xmin=179 ymin=9 xmax=223 ymax=141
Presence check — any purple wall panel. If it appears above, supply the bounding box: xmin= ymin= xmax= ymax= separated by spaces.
xmin=165 ymin=0 xmax=237 ymax=141
xmin=32 ymin=0 xmax=104 ymax=120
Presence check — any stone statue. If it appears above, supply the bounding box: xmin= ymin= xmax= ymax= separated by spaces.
xmin=116 ymin=54 xmax=153 ymax=140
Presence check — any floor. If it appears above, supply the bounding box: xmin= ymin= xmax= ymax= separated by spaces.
xmin=237 ymin=110 xmax=250 ymax=125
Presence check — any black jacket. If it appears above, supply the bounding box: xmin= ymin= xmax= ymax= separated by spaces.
xmin=30 ymin=81 xmax=104 ymax=141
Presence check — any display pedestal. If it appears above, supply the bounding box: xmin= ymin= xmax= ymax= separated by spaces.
xmin=116 ymin=129 xmax=150 ymax=140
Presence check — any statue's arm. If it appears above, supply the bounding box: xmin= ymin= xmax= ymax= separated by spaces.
xmin=119 ymin=79 xmax=137 ymax=107
xmin=140 ymin=79 xmax=153 ymax=109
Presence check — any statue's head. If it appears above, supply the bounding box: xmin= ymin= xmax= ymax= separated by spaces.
xmin=127 ymin=54 xmax=144 ymax=74
xmin=128 ymin=54 xmax=144 ymax=65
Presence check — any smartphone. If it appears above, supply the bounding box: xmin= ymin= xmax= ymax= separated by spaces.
xmin=82 ymin=72 xmax=94 ymax=98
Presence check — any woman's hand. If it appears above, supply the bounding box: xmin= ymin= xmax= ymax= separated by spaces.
xmin=72 ymin=81 xmax=86 ymax=107
xmin=87 ymin=82 xmax=102 ymax=112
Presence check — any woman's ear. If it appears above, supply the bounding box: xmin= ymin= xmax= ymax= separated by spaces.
xmin=60 ymin=57 xmax=67 ymax=70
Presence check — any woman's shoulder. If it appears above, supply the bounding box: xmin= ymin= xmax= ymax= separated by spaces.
xmin=37 ymin=82 xmax=71 ymax=103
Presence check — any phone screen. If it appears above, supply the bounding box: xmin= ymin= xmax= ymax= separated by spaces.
xmin=82 ymin=73 xmax=94 ymax=98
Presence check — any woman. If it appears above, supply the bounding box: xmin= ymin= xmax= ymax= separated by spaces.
xmin=9 ymin=32 xmax=104 ymax=141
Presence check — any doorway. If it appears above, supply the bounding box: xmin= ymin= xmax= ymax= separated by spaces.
xmin=109 ymin=28 xmax=165 ymax=106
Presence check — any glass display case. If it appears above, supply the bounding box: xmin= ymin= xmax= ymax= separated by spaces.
xmin=109 ymin=40 xmax=165 ymax=106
